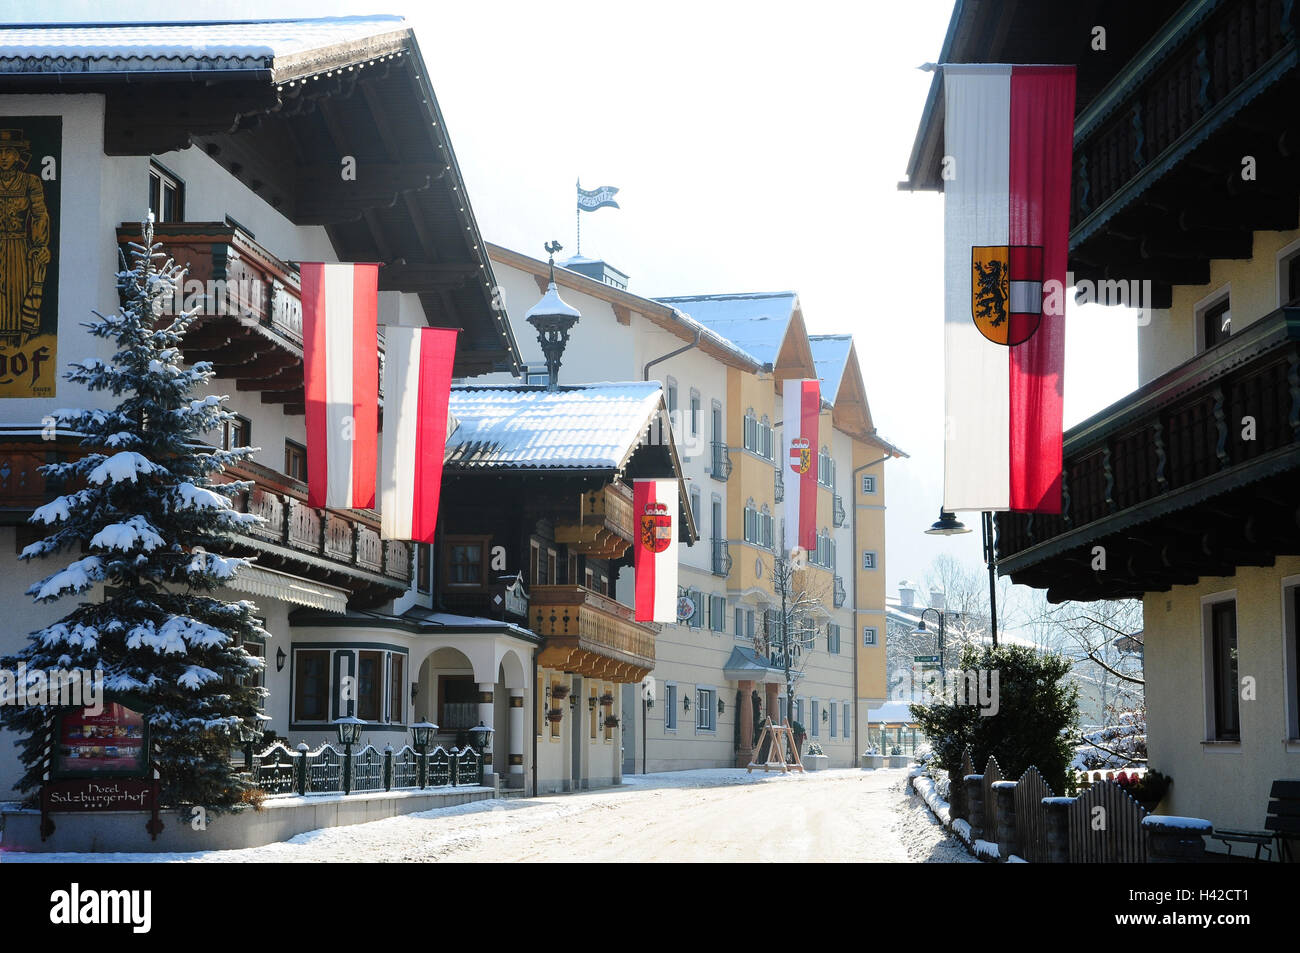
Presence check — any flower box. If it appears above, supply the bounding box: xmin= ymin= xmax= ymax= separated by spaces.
xmin=861 ymin=755 xmax=884 ymax=770
xmin=551 ymin=685 xmax=570 ymax=700
xmin=603 ymin=716 xmax=620 ymax=728
xmin=598 ymin=693 xmax=615 ymax=706
xmin=804 ymin=754 xmax=830 ymax=772
xmin=546 ymin=708 xmax=564 ymax=723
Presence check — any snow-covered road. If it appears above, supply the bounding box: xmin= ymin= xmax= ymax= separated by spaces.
xmin=2 ymin=767 xmax=976 ymax=863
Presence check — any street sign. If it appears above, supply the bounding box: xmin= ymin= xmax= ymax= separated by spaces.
xmin=913 ymin=655 xmax=940 ymax=663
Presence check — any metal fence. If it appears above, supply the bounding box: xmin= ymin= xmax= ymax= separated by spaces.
xmin=249 ymin=740 xmax=485 ymax=798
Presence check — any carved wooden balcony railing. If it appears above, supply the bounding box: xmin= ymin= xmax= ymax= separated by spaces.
xmin=996 ymin=307 xmax=1300 ymax=602
xmin=115 ymin=222 xmax=385 ymax=415
xmin=833 ymin=574 xmax=847 ymax=609
xmin=1069 ymin=0 xmax=1300 ymax=305
xmin=531 ymin=585 xmax=659 ymax=683
xmin=554 ymin=481 xmax=634 ymax=558
xmin=215 ymin=458 xmax=412 ymax=606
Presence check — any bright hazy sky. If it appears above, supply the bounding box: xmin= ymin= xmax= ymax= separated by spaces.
xmin=20 ymin=0 xmax=1141 ymax=601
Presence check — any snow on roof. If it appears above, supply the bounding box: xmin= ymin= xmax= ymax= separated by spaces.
xmin=808 ymin=334 xmax=853 ymax=404
xmin=524 ymin=281 xmax=581 ymax=321
xmin=0 ymin=16 xmax=407 ymax=76
xmin=653 ymin=291 xmax=798 ymax=366
xmin=867 ymin=700 xmax=916 ymax=723
xmin=444 ymin=382 xmax=663 ymax=470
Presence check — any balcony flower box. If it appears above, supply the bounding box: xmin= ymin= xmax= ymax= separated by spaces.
xmin=599 ymin=693 xmax=615 ymax=707
xmin=546 ymin=708 xmax=564 ymax=723
xmin=603 ymin=716 xmax=620 ymax=728
xmin=550 ymin=685 xmax=569 ymax=701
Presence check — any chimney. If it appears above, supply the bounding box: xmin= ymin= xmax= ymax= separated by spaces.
xmin=929 ymin=586 xmax=946 ymax=610
xmin=898 ymin=580 xmax=916 ymax=608
xmin=563 ymin=255 xmax=629 ymax=291
xmin=525 ymin=241 xmax=581 ymax=391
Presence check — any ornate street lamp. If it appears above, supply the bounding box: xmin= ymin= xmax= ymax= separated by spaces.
xmin=411 ymin=720 xmax=438 ymax=789
xmin=468 ymin=723 xmax=494 ymax=754
xmin=525 ymin=241 xmax=581 ymax=392
xmin=911 ymin=607 xmax=947 ymax=673
xmin=333 ymin=716 xmax=364 ymax=795
xmin=237 ymin=718 xmax=263 ymax=771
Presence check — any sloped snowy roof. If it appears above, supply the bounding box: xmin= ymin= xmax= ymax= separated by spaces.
xmin=0 ymin=16 xmax=408 ymax=77
xmin=867 ymin=700 xmax=917 ymax=724
xmin=808 ymin=334 xmax=853 ymax=404
xmin=653 ymin=292 xmax=798 ymax=366
xmin=444 ymin=382 xmax=663 ymax=470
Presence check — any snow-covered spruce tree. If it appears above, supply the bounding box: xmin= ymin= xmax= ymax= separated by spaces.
xmin=0 ymin=220 xmax=267 ymax=812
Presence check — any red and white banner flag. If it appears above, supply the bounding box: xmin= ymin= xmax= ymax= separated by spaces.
xmin=633 ymin=478 xmax=678 ymax=623
xmin=380 ymin=327 xmax=458 ymax=542
xmin=782 ymin=378 xmax=820 ymax=561
xmin=302 ymin=262 xmax=379 ymax=510
xmin=942 ymin=65 xmax=1074 ymax=513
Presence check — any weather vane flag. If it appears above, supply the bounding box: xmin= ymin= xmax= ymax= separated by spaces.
xmin=942 ymin=64 xmax=1075 ymax=514
xmin=575 ymin=178 xmax=619 ymax=255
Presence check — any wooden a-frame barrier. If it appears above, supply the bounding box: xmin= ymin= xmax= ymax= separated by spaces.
xmin=747 ymin=717 xmax=805 ymax=774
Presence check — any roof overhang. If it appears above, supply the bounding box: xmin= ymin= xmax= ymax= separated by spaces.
xmin=0 ymin=19 xmax=521 ymax=377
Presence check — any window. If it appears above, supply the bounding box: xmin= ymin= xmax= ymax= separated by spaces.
xmin=744 ymin=499 xmax=759 ymax=545
xmin=812 ymin=529 xmax=834 ymax=568
xmin=1202 ymin=295 xmax=1231 ymax=351
xmin=827 ymin=623 xmax=841 ymax=655
xmin=863 ymin=626 xmax=878 ymax=646
xmin=795 ymin=697 xmax=805 ymax=727
xmin=525 ymin=363 xmax=550 ymax=387
xmin=709 ymin=594 xmax=726 ymax=633
xmin=746 ymin=610 xmax=755 ymax=642
xmin=688 ymin=588 xmax=703 ymax=628
xmin=356 ymin=650 xmax=384 ymax=722
xmin=567 ymin=553 xmax=578 ymax=585
xmin=1206 ymin=598 xmax=1240 ymax=741
xmin=696 ymin=688 xmax=716 ymax=731
xmin=1287 ymin=253 xmax=1300 ymax=306
xmin=811 ymin=700 xmax=821 ymax=737
xmin=690 ymin=487 xmax=701 ymax=527
xmin=547 ymin=548 xmax=557 ymax=587
xmin=415 ymin=543 xmax=431 ymax=594
xmin=758 ymin=505 xmax=774 ymax=550
xmin=293 ymin=650 xmax=330 ymax=723
xmin=862 ymin=550 xmax=877 ymax=570
xmin=666 ymin=377 xmax=678 ymax=434
xmin=284 ymin=440 xmax=307 ymax=481
xmin=744 ymin=409 xmax=758 ymax=453
xmin=735 ymin=607 xmax=744 ymax=641
xmin=830 ymin=700 xmax=838 ymax=737
xmin=235 ymin=624 xmax=266 ymax=712
xmin=779 ymin=695 xmax=788 ymax=724
xmin=665 ymin=683 xmax=678 ymax=731
xmin=818 ymin=447 xmax=833 ymax=487
xmin=861 ymin=474 xmax=876 ymax=495
xmin=445 ymin=536 xmax=487 ymax=588
xmin=842 ymin=701 xmax=851 ymax=738
xmin=759 ymin=416 xmax=773 ymax=460
xmin=388 ymin=654 xmax=404 ymax=725
xmin=221 ymin=415 xmax=250 ymax=451
xmin=690 ymin=390 xmax=700 ymax=436
xmin=148 ymin=161 xmax=184 ymax=223
xmin=536 ymin=671 xmax=545 ymax=738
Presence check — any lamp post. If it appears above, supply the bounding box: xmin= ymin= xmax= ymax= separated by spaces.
xmin=640 ymin=675 xmax=655 ymax=774
xmin=911 ymin=606 xmax=947 ymax=673
xmin=237 ymin=719 xmax=262 ymax=771
xmin=525 ymin=241 xmax=581 ymax=391
xmin=333 ymin=716 xmax=364 ymax=795
xmin=922 ymin=507 xmax=998 ymax=647
xmin=411 ymin=721 xmax=437 ymax=789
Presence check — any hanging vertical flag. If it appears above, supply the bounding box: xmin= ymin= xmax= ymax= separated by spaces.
xmin=633 ymin=478 xmax=679 ymax=623
xmin=942 ymin=64 xmax=1074 ymax=514
xmin=302 ymin=262 xmax=380 ymax=509
xmin=380 ymin=327 xmax=458 ymax=542
xmin=782 ymin=378 xmax=820 ymax=563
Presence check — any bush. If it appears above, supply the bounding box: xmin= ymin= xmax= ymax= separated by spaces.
xmin=909 ymin=643 xmax=1078 ymax=793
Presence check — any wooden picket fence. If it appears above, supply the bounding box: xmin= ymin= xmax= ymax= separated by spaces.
xmin=943 ymin=747 xmax=1155 ymax=863
xmin=1014 ymin=766 xmax=1054 ymax=863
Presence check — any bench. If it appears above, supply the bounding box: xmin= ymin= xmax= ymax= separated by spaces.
xmin=1210 ymin=779 xmax=1300 ymax=861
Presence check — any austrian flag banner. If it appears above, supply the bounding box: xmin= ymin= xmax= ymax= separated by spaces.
xmin=942 ymin=65 xmax=1075 ymax=513
xmin=782 ymin=378 xmax=820 ymax=561
xmin=380 ymin=327 xmax=458 ymax=543
xmin=302 ymin=262 xmax=380 ymax=509
xmin=633 ymin=479 xmax=679 ymax=623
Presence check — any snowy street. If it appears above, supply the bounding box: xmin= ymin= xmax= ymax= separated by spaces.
xmin=2 ymin=768 xmax=975 ymax=863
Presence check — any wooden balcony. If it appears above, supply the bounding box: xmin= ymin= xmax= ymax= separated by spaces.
xmin=215 ymin=459 xmax=411 ymax=608
xmin=553 ymin=481 xmax=635 ymax=558
xmin=996 ymin=308 xmax=1300 ymax=603
xmin=531 ymin=585 xmax=659 ymax=683
xmin=115 ymin=222 xmax=385 ymax=415
xmin=1068 ymin=0 xmax=1300 ymax=307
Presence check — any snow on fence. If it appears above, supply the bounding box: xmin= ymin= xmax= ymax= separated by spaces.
xmin=916 ymin=748 xmax=1211 ymax=863
xmin=249 ymin=740 xmax=484 ymax=797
